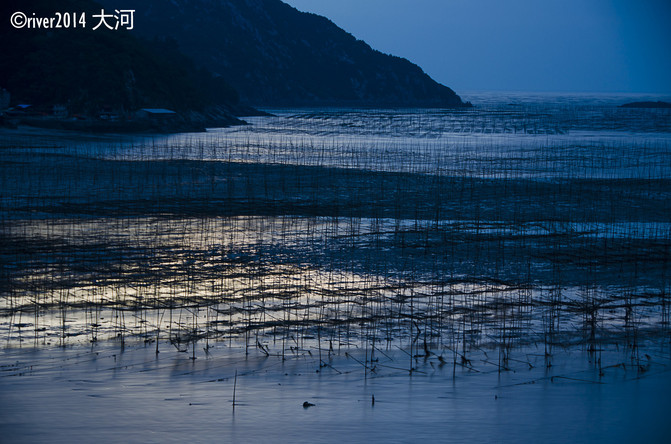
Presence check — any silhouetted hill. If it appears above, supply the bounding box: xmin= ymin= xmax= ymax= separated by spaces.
xmin=620 ymin=101 xmax=671 ymax=109
xmin=102 ymin=0 xmax=469 ymax=108
xmin=0 ymin=0 xmax=247 ymax=127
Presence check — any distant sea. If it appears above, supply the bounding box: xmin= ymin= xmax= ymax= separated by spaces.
xmin=460 ymin=90 xmax=671 ymax=107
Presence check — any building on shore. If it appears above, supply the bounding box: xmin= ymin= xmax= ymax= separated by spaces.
xmin=135 ymin=108 xmax=177 ymax=121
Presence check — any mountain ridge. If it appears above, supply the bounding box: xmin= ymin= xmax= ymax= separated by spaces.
xmin=0 ymin=0 xmax=254 ymax=131
xmin=102 ymin=0 xmax=470 ymax=108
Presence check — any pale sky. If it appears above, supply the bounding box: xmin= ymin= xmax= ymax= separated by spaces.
xmin=283 ymin=0 xmax=671 ymax=94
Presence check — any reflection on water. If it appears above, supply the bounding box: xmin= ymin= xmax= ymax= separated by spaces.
xmin=2 ymin=215 xmax=668 ymax=358
xmin=2 ymin=92 xmax=670 ymax=442
xmin=1 ymin=338 xmax=670 ymax=443
xmin=1 ymin=93 xmax=670 ymax=366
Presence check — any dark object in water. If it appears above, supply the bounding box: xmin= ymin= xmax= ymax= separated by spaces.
xmin=619 ymin=101 xmax=671 ymax=109
xmin=303 ymin=401 xmax=315 ymax=408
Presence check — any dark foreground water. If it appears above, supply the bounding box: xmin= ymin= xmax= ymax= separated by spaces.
xmin=1 ymin=340 xmax=670 ymax=444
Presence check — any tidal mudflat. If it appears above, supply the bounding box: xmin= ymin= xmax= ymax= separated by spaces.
xmin=1 ymin=92 xmax=670 ymax=442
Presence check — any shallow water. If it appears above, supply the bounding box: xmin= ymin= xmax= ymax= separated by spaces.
xmin=2 ymin=92 xmax=670 ymax=179
xmin=1 ymin=340 xmax=670 ymax=443
xmin=1 ymin=92 xmax=671 ymax=442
